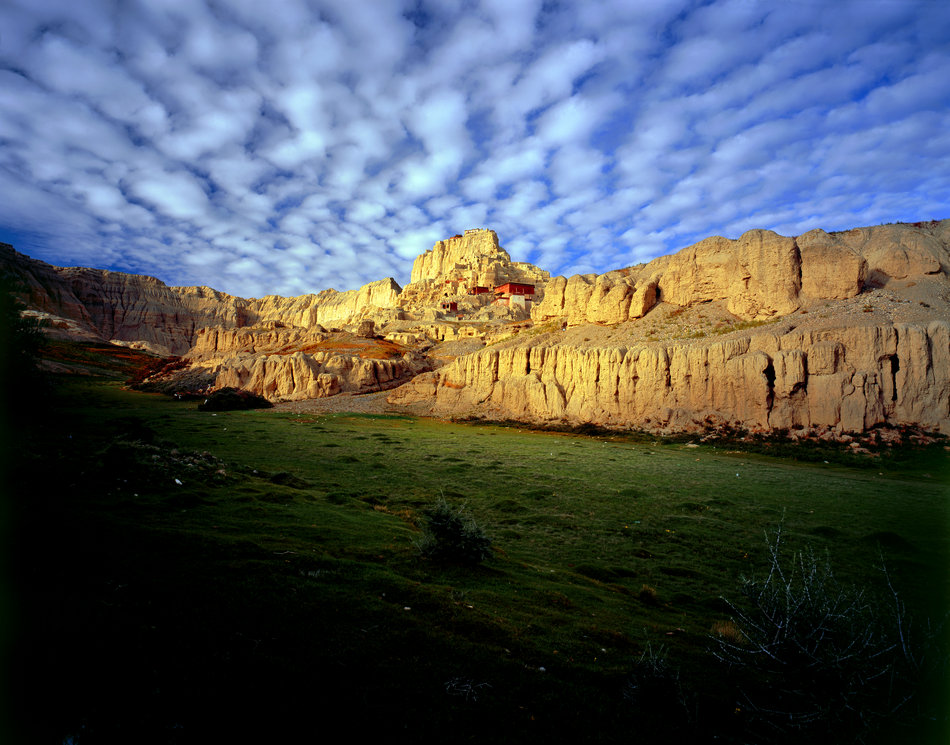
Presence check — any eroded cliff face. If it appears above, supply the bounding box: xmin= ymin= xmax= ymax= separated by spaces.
xmin=211 ymin=348 xmax=427 ymax=402
xmin=411 ymin=229 xmax=508 ymax=284
xmin=2 ymin=247 xmax=252 ymax=355
xmin=400 ymin=229 xmax=549 ymax=320
xmin=389 ymin=319 xmax=950 ymax=435
xmin=6 ymin=220 xmax=950 ymax=435
xmin=532 ymin=268 xmax=663 ymax=326
xmin=387 ymin=221 xmax=950 ymax=435
xmin=1 ymin=244 xmax=402 ymax=354
xmin=253 ymin=278 xmax=402 ymax=328
xmin=184 ymin=323 xmax=431 ymax=401
xmin=532 ymin=223 xmax=950 ymax=327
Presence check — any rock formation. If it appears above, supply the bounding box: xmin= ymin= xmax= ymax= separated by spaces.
xmin=1 ymin=244 xmax=251 ymax=355
xmin=253 ymin=278 xmax=402 ymax=329
xmin=389 ymin=318 xmax=950 ymax=434
xmin=1 ymin=243 xmax=401 ymax=355
xmin=399 ymin=229 xmax=549 ymax=322
xmin=4 ymin=218 xmax=949 ymax=435
xmin=168 ymin=322 xmax=431 ymax=401
xmin=409 ymin=228 xmax=548 ymax=287
xmin=531 ymin=222 xmax=947 ymax=330
xmin=390 ymin=220 xmax=950 ymax=435
xmin=532 ymin=268 xmax=663 ymax=326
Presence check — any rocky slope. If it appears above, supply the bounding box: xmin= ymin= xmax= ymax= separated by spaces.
xmin=390 ymin=314 xmax=950 ymax=435
xmin=183 ymin=322 xmax=430 ymax=401
xmin=1 ymin=244 xmax=401 ymax=355
xmin=4 ymin=220 xmax=949 ymax=435
xmin=390 ymin=221 xmax=950 ymax=435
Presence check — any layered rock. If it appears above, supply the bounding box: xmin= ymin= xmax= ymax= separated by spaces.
xmin=530 ymin=222 xmax=950 ymax=328
xmin=401 ymin=229 xmax=549 ymax=321
xmin=409 ymin=228 xmax=547 ymax=286
xmin=1 ymin=245 xmax=251 ymax=355
xmin=253 ymin=278 xmax=401 ymax=328
xmin=532 ymin=268 xmax=663 ymax=326
xmin=183 ymin=323 xmax=431 ymax=401
xmin=1 ymin=244 xmax=402 ymax=354
xmin=390 ymin=320 xmax=950 ymax=434
xmin=6 ymin=219 xmax=950 ymax=434
xmin=211 ymin=350 xmax=427 ymax=401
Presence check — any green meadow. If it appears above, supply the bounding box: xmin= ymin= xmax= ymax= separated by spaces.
xmin=7 ymin=377 xmax=949 ymax=744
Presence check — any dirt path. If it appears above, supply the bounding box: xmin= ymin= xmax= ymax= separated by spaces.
xmin=270 ymin=388 xmax=404 ymax=416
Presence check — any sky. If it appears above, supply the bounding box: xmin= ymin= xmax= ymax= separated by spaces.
xmin=1 ymin=0 xmax=949 ymax=299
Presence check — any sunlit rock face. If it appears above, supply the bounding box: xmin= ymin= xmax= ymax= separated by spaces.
xmin=400 ymin=228 xmax=550 ymax=322
xmin=4 ymin=219 xmax=950 ymax=433
xmin=182 ymin=323 xmax=431 ymax=401
xmin=409 ymin=228 xmax=548 ymax=287
xmin=1 ymin=244 xmax=253 ymax=355
xmin=1 ymin=243 xmax=402 ymax=355
xmin=391 ymin=220 xmax=950 ymax=435
xmin=389 ymin=320 xmax=950 ymax=435
xmin=251 ymin=277 xmax=402 ymax=329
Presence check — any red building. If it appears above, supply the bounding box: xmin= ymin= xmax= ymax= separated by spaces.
xmin=494 ymin=282 xmax=535 ymax=296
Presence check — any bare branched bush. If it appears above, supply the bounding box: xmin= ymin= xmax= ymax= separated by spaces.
xmin=712 ymin=525 xmax=944 ymax=743
xmin=624 ymin=643 xmax=694 ymax=731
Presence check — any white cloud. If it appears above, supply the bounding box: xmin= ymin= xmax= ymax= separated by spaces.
xmin=129 ymin=171 xmax=211 ymax=221
xmin=0 ymin=0 xmax=948 ymax=297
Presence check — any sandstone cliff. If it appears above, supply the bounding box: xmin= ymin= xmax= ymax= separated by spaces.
xmin=175 ymin=322 xmax=431 ymax=401
xmin=400 ymin=229 xmax=549 ymax=321
xmin=6 ymin=219 xmax=950 ymax=436
xmin=532 ymin=268 xmax=663 ymax=326
xmin=391 ymin=220 xmax=950 ymax=435
xmin=532 ymin=222 xmax=948 ymax=326
xmin=1 ymin=244 xmax=252 ymax=354
xmin=1 ymin=244 xmax=402 ymax=354
xmin=410 ymin=228 xmax=547 ymax=286
xmin=389 ymin=318 xmax=950 ymax=435
xmin=253 ymin=278 xmax=402 ymax=328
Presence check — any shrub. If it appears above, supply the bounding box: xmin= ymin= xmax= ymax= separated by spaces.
xmin=712 ymin=525 xmax=942 ymax=742
xmin=416 ymin=496 xmax=492 ymax=565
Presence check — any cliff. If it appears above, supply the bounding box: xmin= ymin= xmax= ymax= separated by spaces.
xmin=186 ymin=324 xmax=430 ymax=401
xmin=390 ymin=220 xmax=950 ymax=435
xmin=253 ymin=278 xmax=402 ymax=328
xmin=389 ymin=318 xmax=950 ymax=435
xmin=401 ymin=229 xmax=549 ymax=320
xmin=0 ymin=244 xmax=402 ymax=354
xmin=5 ymin=219 xmax=949 ymax=435
xmin=532 ymin=222 xmax=949 ymax=327
xmin=0 ymin=245 xmax=252 ymax=355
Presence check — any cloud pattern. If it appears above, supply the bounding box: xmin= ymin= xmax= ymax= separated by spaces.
xmin=1 ymin=0 xmax=948 ymax=297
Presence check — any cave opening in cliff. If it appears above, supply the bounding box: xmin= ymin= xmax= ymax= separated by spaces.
xmin=889 ymin=354 xmax=900 ymax=401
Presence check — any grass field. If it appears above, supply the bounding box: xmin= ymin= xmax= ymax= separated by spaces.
xmin=5 ymin=376 xmax=949 ymax=744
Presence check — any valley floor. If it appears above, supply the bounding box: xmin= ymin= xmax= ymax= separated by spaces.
xmin=4 ymin=376 xmax=948 ymax=744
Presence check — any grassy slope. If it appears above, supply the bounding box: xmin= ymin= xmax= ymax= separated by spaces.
xmin=6 ymin=377 xmax=949 ymax=744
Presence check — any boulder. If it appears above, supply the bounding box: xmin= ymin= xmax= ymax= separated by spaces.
xmin=197 ymin=387 xmax=273 ymax=411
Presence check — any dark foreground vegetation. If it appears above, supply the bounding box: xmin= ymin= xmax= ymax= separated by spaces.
xmin=3 ymin=364 xmax=948 ymax=743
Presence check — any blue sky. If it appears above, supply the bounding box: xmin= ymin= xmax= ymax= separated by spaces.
xmin=1 ymin=0 xmax=948 ymax=298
